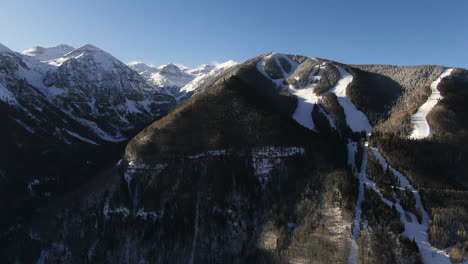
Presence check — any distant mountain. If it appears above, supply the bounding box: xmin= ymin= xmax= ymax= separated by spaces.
xmin=21 ymin=44 xmax=75 ymax=61
xmin=129 ymin=61 xmax=237 ymax=98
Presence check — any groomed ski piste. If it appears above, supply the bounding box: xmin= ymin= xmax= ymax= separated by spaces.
xmin=410 ymin=68 xmax=454 ymax=139
xmin=257 ymin=54 xmax=452 ymax=263
xmin=370 ymin=148 xmax=451 ymax=264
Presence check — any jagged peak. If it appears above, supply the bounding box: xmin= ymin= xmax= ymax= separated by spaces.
xmin=159 ymin=63 xmax=183 ymax=74
xmin=59 ymin=44 xmax=124 ymax=68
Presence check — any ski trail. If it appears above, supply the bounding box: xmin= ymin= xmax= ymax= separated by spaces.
xmin=370 ymin=148 xmax=451 ymax=264
xmin=287 ymin=84 xmax=320 ymax=131
xmin=348 ymin=140 xmax=370 ymax=264
xmin=188 ymin=193 xmax=200 ymax=264
xmin=321 ymin=64 xmax=373 ymax=264
xmin=327 ymin=66 xmax=372 ymax=135
xmin=410 ymin=68 xmax=454 ymax=139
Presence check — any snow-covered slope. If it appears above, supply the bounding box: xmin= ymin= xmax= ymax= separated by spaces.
xmin=409 ymin=68 xmax=454 ymax=139
xmin=21 ymin=44 xmax=75 ymax=62
xmin=327 ymin=66 xmax=372 ymax=135
xmin=178 ymin=60 xmax=238 ymax=100
xmin=186 ymin=64 xmax=214 ymax=76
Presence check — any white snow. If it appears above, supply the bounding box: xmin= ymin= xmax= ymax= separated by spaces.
xmin=256 ymin=53 xmax=322 ymax=131
xmin=107 ymin=207 xmax=130 ymax=217
xmin=0 ymin=83 xmax=18 ymax=105
xmin=256 ymin=54 xmax=285 ymax=87
xmin=57 ymin=44 xmax=119 ymax=69
xmin=179 ymin=60 xmax=238 ymax=95
xmin=65 ymin=113 xmax=126 ymax=142
xmin=66 ymin=130 xmax=98 ymax=145
xmin=251 ymin=146 xmax=304 ymax=183
xmin=130 ymin=60 xmax=236 ymax=98
xmin=149 ymin=64 xmax=194 ymax=88
xmin=21 ymin=44 xmax=75 ymax=62
xmin=318 ymin=105 xmax=337 ymax=130
xmin=252 ymin=146 xmax=305 ymax=157
xmin=327 ymin=66 xmax=372 ymax=135
xmin=135 ymin=208 xmax=159 ymax=220
xmin=124 ymin=99 xmax=142 ymax=114
xmin=12 ymin=118 xmax=35 ymax=134
xmin=187 ymin=150 xmax=226 ymax=159
xmin=186 ymin=64 xmax=215 ymax=75
xmin=287 ymin=84 xmax=320 ymax=131
xmin=370 ymin=148 xmax=451 ymax=264
xmin=410 ymin=68 xmax=454 ymax=139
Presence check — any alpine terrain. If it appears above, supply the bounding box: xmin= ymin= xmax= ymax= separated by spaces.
xmin=1 ymin=46 xmax=467 ymax=264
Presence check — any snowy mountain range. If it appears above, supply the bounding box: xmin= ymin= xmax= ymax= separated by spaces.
xmin=128 ymin=60 xmax=238 ymax=98
xmin=1 ymin=43 xmax=175 ymax=144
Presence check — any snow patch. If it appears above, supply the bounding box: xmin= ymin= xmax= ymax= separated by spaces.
xmin=12 ymin=118 xmax=35 ymax=134
xmin=0 ymin=83 xmax=18 ymax=105
xmin=21 ymin=44 xmax=75 ymax=62
xmin=27 ymin=179 xmax=40 ymax=193
xmin=66 ymin=130 xmax=98 ymax=145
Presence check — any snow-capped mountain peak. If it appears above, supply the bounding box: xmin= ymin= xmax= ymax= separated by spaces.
xmin=186 ymin=64 xmax=215 ymax=75
xmin=179 ymin=60 xmax=238 ymax=96
xmin=21 ymin=44 xmax=75 ymax=61
xmin=159 ymin=63 xmax=184 ymax=76
xmin=128 ymin=62 xmax=153 ymax=73
xmin=47 ymin=44 xmax=123 ymax=69
xmin=129 ymin=59 xmax=237 ymax=98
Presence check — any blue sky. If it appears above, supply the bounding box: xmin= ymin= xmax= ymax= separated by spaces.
xmin=1 ymin=0 xmax=467 ymax=68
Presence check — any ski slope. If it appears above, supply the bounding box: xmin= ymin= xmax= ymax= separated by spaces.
xmin=327 ymin=66 xmax=372 ymax=135
xmin=370 ymin=148 xmax=451 ymax=264
xmin=410 ymin=68 xmax=454 ymax=139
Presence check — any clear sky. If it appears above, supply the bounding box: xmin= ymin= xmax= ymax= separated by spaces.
xmin=1 ymin=0 xmax=467 ymax=68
